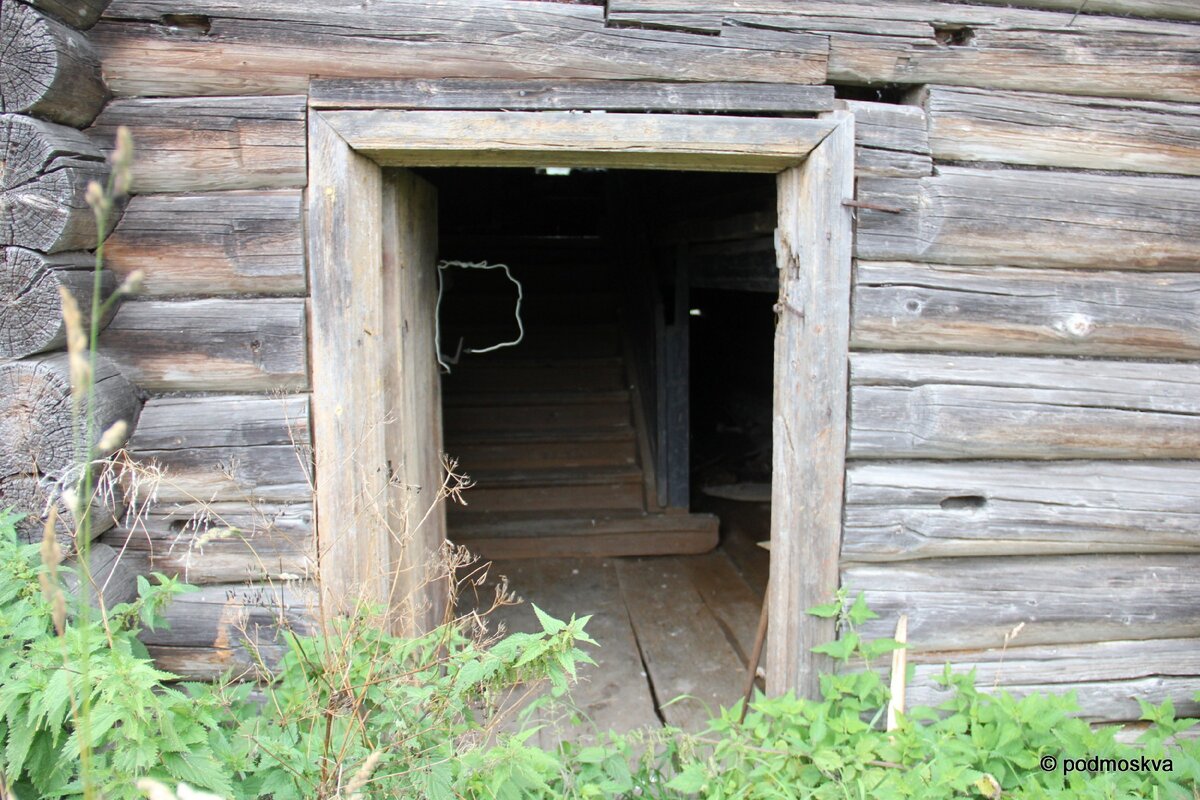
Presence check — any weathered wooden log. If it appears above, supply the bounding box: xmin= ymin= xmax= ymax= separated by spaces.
xmin=849 ymin=353 xmax=1200 ymax=459
xmin=0 ymin=3 xmax=106 ymax=126
xmin=855 ymin=168 xmax=1200 ymax=269
xmin=852 ymin=262 xmax=1200 ymax=359
xmin=63 ymin=541 xmax=139 ymax=608
xmin=99 ymin=298 xmax=308 ymax=391
xmin=19 ymin=0 xmax=114 ymax=30
xmin=925 ymin=86 xmax=1200 ymax=176
xmin=127 ymin=394 xmax=311 ymax=503
xmin=0 ymin=353 xmax=140 ymax=478
xmin=0 ymin=470 xmax=125 ymax=546
xmin=928 ymin=0 xmax=1200 ymax=23
xmin=88 ymin=97 xmax=307 ymax=193
xmin=843 ymin=554 xmax=1200 ymax=652
xmin=1 ymin=247 xmax=117 ymax=359
xmin=1 ymin=114 xmax=110 ymax=253
xmin=843 ymin=461 xmax=1200 ymax=562
xmin=141 ymin=582 xmax=316 ymax=679
xmin=907 ymin=638 xmax=1200 ymax=723
xmin=841 ymin=99 xmax=932 ymax=178
xmin=609 ymin=0 xmax=1200 ymax=101
xmin=102 ymin=191 xmax=305 ymax=296
xmin=310 ymin=78 xmax=836 ymax=113
xmin=101 ymin=501 xmax=313 ymax=584
xmin=90 ymin=0 xmax=827 ymax=97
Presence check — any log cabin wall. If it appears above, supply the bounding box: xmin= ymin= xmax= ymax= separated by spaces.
xmin=1 ymin=0 xmax=1197 ymax=717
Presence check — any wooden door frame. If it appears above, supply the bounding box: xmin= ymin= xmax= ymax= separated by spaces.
xmin=305 ymin=105 xmax=855 ymax=694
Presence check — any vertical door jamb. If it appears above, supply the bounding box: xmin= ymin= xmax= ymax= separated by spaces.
xmin=766 ymin=110 xmax=856 ymax=699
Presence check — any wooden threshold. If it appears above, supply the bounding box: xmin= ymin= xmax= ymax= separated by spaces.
xmin=451 ymin=512 xmax=718 ymax=560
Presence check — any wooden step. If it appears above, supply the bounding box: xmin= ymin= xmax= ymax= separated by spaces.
xmin=444 ymin=399 xmax=631 ymax=431
xmin=446 ymin=429 xmax=638 ymax=470
xmin=441 ymin=357 xmax=627 ymax=393
xmin=449 ymin=512 xmax=720 ymax=559
xmin=452 ymin=466 xmax=645 ymax=515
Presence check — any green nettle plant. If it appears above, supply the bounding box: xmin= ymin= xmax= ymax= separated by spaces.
xmin=1 ymin=129 xmax=1197 ymax=800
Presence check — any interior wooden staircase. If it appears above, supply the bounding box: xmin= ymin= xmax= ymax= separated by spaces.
xmin=440 ymin=275 xmax=718 ymax=559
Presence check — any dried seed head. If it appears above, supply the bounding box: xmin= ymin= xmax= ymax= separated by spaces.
xmin=136 ymin=778 xmax=178 ymax=800
xmin=58 ymin=288 xmax=92 ymax=392
xmin=112 ymin=127 xmax=135 ymax=197
xmin=84 ymin=180 xmax=111 ymax=213
xmin=97 ymin=420 xmax=129 ymax=454
xmin=118 ymin=269 xmax=145 ymax=296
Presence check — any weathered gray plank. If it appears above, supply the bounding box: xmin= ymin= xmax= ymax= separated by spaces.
xmin=128 ymin=394 xmax=311 ymax=503
xmin=92 ymin=0 xmax=827 ymax=97
xmin=0 ymin=3 xmax=107 ymax=126
xmin=855 ymin=168 xmax=1200 ymax=269
xmin=101 ymin=501 xmax=313 ymax=584
xmin=852 ymin=262 xmax=1200 ymax=359
xmin=843 ymin=554 xmax=1200 ymax=651
xmin=98 ymin=298 xmax=307 ymax=391
xmin=1 ymin=247 xmax=116 ymax=360
xmin=767 ymin=111 xmax=854 ymax=699
xmin=843 ymin=461 xmax=1200 ymax=561
xmin=320 ymin=110 xmax=837 ymax=172
xmin=926 ymin=0 xmax=1200 ymax=23
xmin=103 ymin=191 xmax=305 ymax=296
xmin=841 ymin=99 xmax=932 ymax=178
xmin=88 ymin=96 xmax=307 ymax=193
xmin=143 ymin=582 xmax=315 ymax=679
xmin=1 ymin=114 xmax=110 ymax=253
xmin=310 ymin=78 xmax=835 ymax=113
xmin=907 ymin=638 xmax=1200 ymax=723
xmin=19 ymin=0 xmax=113 ymax=29
xmin=849 ymin=353 xmax=1200 ymax=459
xmin=63 ymin=541 xmax=140 ymax=609
xmin=926 ymin=86 xmax=1200 ymax=176
xmin=611 ymin=0 xmax=1200 ymax=101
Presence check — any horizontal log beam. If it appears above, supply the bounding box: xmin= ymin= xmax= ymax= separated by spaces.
xmin=611 ymin=0 xmax=1200 ymax=101
xmin=855 ymin=168 xmax=1200 ymax=269
xmin=0 ymin=3 xmax=107 ymax=126
xmin=92 ymin=1 xmax=827 ymax=97
xmin=142 ymin=582 xmax=315 ymax=679
xmin=907 ymin=638 xmax=1200 ymax=723
xmin=128 ymin=394 xmax=310 ymax=503
xmin=852 ymin=262 xmax=1200 ymax=359
xmin=310 ymin=78 xmax=836 ymax=113
xmin=88 ymin=96 xmax=307 ymax=193
xmin=849 ymin=352 xmax=1200 ymax=459
xmin=318 ymin=110 xmax=838 ymax=172
xmin=19 ymin=0 xmax=113 ymax=30
xmin=844 ymin=554 xmax=1200 ymax=651
xmin=98 ymin=298 xmax=308 ymax=391
xmin=843 ymin=461 xmax=1200 ymax=561
xmin=103 ymin=191 xmax=305 ymax=296
xmin=101 ymin=501 xmax=313 ymax=584
xmin=840 ymin=99 xmax=932 ymax=178
xmin=1 ymin=114 xmax=110 ymax=253
xmin=925 ymin=86 xmax=1200 ymax=176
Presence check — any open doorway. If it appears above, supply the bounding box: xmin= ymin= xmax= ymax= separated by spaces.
xmin=420 ymin=166 xmax=777 ymax=733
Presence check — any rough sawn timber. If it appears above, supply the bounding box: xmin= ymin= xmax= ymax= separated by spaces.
xmin=0 ymin=247 xmax=116 ymax=360
xmin=0 ymin=3 xmax=107 ymax=127
xmin=319 ymin=110 xmax=838 ymax=172
xmin=839 ymin=99 xmax=932 ymax=178
xmin=852 ymin=262 xmax=1200 ymax=360
xmin=91 ymin=0 xmax=828 ymax=97
xmin=855 ymin=168 xmax=1200 ymax=270
xmin=849 ymin=353 xmax=1200 ymax=460
xmin=925 ymin=87 xmax=1200 ymax=176
xmin=609 ymin=0 xmax=1200 ymax=102
xmin=127 ymin=394 xmax=310 ymax=504
xmin=98 ymin=298 xmax=307 ymax=391
xmin=907 ymin=638 xmax=1200 ymax=723
xmin=842 ymin=461 xmax=1200 ymax=562
xmin=310 ymin=78 xmax=836 ymax=113
xmin=87 ymin=96 xmax=307 ymax=193
xmin=0 ymin=114 xmax=111 ymax=253
xmin=767 ymin=111 xmax=854 ymax=700
xmin=843 ymin=554 xmax=1200 ymax=652
xmin=102 ymin=191 xmax=305 ymax=296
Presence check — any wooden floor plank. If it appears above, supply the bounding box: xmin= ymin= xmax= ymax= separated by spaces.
xmin=614 ymin=557 xmax=748 ymax=731
xmin=464 ymin=557 xmax=660 ymax=743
